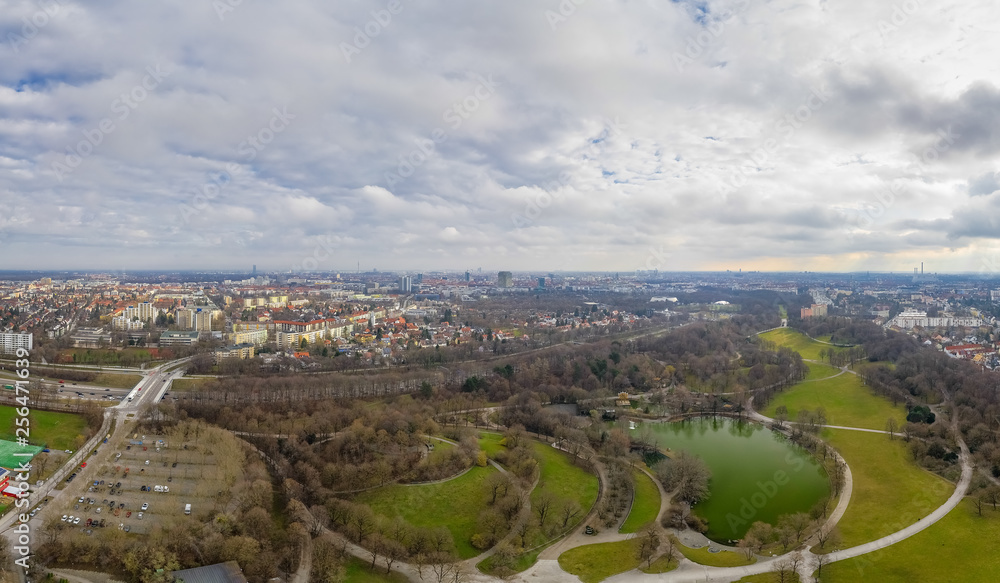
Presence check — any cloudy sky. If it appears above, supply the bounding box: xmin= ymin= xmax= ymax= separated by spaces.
xmin=1 ymin=0 xmax=999 ymax=273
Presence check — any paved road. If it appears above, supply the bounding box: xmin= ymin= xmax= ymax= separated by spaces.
xmin=0 ymin=357 xmax=191 ymax=575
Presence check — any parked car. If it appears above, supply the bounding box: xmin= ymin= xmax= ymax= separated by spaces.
xmin=141 ymin=503 xmax=149 ymax=511
xmin=73 ymin=517 xmax=80 ymax=524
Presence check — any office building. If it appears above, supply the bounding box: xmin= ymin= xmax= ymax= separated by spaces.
xmin=498 ymin=271 xmax=513 ymax=287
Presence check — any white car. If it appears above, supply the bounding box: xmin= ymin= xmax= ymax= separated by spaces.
xmin=141 ymin=503 xmax=149 ymax=511
xmin=137 ymin=512 xmax=144 ymax=520
xmin=67 ymin=515 xmax=75 ymax=523
xmin=61 ymin=515 xmax=68 ymax=522
xmin=163 ymin=486 xmax=169 ymax=493
xmin=73 ymin=517 xmax=81 ymax=524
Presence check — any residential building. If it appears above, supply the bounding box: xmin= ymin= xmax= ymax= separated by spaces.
xmin=214 ymin=343 xmax=255 ymax=363
xmin=0 ymin=332 xmax=32 ymax=354
xmin=497 ymin=271 xmax=513 ymax=287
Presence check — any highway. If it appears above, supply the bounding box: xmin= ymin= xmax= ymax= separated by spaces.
xmin=0 ymin=356 xmax=191 ymax=578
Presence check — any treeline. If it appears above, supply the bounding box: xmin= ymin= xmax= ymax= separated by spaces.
xmin=32 ymin=420 xmax=306 ymax=583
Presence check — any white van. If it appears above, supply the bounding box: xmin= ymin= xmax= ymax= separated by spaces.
xmin=184 ymin=503 xmax=191 ymax=515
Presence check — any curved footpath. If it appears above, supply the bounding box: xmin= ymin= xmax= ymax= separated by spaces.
xmin=519 ymin=413 xmax=970 ymax=583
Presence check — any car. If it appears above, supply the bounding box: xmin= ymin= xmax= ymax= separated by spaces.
xmin=123 ymin=525 xmax=130 ymax=532
xmin=74 ymin=517 xmax=80 ymax=524
xmin=141 ymin=486 xmax=146 ymax=492
xmin=126 ymin=446 xmax=131 ymax=450
xmin=167 ymin=477 xmax=172 ymax=482
xmin=171 ymin=462 xmax=177 ymax=468
xmin=163 ymin=486 xmax=169 ymax=493
xmin=61 ymin=515 xmax=68 ymax=522
xmin=144 ymin=460 xmax=149 ymax=465
xmin=29 ymin=509 xmax=36 ymax=517
xmin=126 ymin=511 xmax=131 ymax=518
xmin=78 ymin=497 xmax=84 ymax=503
xmin=86 ymin=519 xmax=92 ymax=526
xmin=137 ymin=512 xmax=143 ymax=520
xmin=95 ymin=507 xmax=101 ymax=514
xmin=115 ymin=453 xmax=121 ymax=459
xmin=104 ymin=388 xmax=110 ymax=391
xmin=64 ymin=450 xmax=72 ymax=454
xmin=116 ymin=482 xmax=121 ymax=488
xmin=141 ymin=503 xmax=149 ymax=511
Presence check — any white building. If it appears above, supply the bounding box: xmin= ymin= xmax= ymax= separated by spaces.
xmin=0 ymin=332 xmax=32 ymax=354
xmin=891 ymin=309 xmax=981 ymax=329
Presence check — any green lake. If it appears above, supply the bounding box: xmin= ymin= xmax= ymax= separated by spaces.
xmin=634 ymin=417 xmax=830 ymax=543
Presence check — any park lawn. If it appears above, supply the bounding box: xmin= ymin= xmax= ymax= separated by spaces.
xmin=354 ymin=464 xmax=498 ymax=559
xmin=0 ymin=405 xmax=89 ymax=450
xmin=620 ymin=469 xmax=661 ymax=533
xmin=343 ymin=556 xmax=409 ymax=583
xmin=764 ymin=372 xmax=906 ymax=431
xmin=639 ymin=554 xmax=678 ymax=574
xmin=675 ymin=539 xmax=754 ymax=567
xmin=803 ymin=362 xmax=842 ymax=382
xmin=739 ymin=573 xmax=799 ymax=583
xmin=819 ymin=499 xmax=1000 ymax=583
xmin=822 ymin=429 xmax=953 ymax=549
xmin=478 ymin=432 xmax=506 ymax=459
xmin=531 ymin=441 xmax=600 ymax=522
xmin=425 ymin=438 xmax=456 ymax=463
xmin=558 ymin=539 xmax=643 ymax=583
xmin=171 ymin=378 xmax=213 ymax=391
xmin=760 ymin=329 xmax=847 ymax=362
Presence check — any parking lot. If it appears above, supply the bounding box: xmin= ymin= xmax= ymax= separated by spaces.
xmin=57 ymin=425 xmax=239 ymax=536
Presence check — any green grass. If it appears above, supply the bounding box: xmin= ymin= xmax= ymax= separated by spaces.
xmin=557 ymin=539 xmax=643 ymax=583
xmin=478 ymin=432 xmax=506 ymax=459
xmin=819 ymin=499 xmax=1000 ymax=583
xmin=822 ymin=429 xmax=953 ymax=548
xmin=804 ymin=362 xmax=843 ymax=381
xmin=760 ymin=329 xmax=847 ymax=362
xmin=0 ymin=405 xmax=90 ymax=450
xmin=531 ymin=441 xmax=600 ymax=525
xmin=343 ymin=556 xmax=409 ymax=583
xmin=478 ymin=543 xmax=551 ymax=576
xmin=171 ymin=378 xmax=213 ymax=391
xmin=675 ymin=540 xmax=755 ymax=567
xmin=90 ymin=373 xmax=144 ymax=389
xmin=355 ymin=464 xmax=499 ymax=559
xmin=639 ymin=554 xmax=679 ymax=574
xmin=739 ymin=573 xmax=800 ymax=582
xmin=620 ymin=469 xmax=661 ymax=534
xmin=764 ymin=372 xmax=906 ymax=431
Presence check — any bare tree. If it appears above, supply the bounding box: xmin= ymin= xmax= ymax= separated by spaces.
xmin=886 ymin=417 xmax=898 ymax=440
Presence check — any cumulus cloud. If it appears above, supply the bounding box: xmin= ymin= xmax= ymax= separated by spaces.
xmin=0 ymin=0 xmax=999 ymax=271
